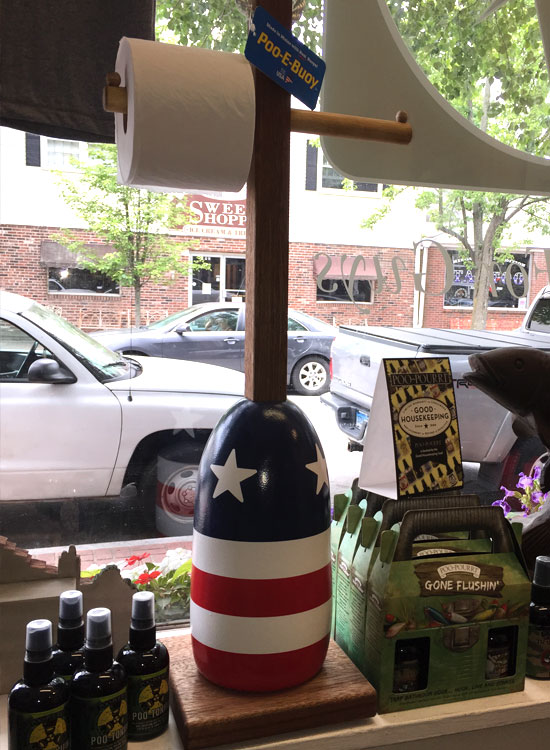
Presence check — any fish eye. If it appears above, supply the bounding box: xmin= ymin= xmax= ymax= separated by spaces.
xmin=514 ymin=358 xmax=524 ymax=370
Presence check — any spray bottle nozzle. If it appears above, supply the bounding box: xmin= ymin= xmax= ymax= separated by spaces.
xmin=131 ymin=591 xmax=155 ymax=631
xmin=25 ymin=619 xmax=53 ymax=663
xmin=86 ymin=608 xmax=112 ymax=650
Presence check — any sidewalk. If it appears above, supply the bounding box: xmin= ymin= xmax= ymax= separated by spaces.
xmin=28 ymin=535 xmax=193 ymax=574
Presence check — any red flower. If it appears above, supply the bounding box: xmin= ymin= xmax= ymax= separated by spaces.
xmin=125 ymin=552 xmax=150 ymax=567
xmin=135 ymin=571 xmax=161 ymax=585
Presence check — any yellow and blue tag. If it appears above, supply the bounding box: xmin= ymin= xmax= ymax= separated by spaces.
xmin=245 ymin=6 xmax=326 ymax=110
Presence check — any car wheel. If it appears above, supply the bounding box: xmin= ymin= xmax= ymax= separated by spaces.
xmin=136 ymin=436 xmax=208 ymax=534
xmin=291 ymin=356 xmax=330 ymax=396
xmin=122 ymin=349 xmax=148 ymax=356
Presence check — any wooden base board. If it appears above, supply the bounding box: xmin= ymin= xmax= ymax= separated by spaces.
xmin=168 ymin=635 xmax=377 ymax=749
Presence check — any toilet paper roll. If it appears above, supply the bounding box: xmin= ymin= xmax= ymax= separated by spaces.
xmin=115 ymin=38 xmax=255 ymax=193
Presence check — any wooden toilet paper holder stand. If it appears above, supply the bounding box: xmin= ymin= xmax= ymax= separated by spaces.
xmin=103 ymin=72 xmax=412 ymax=145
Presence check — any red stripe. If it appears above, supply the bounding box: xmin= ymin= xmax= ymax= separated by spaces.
xmin=191 ymin=563 xmax=331 ymax=617
xmin=192 ymin=635 xmax=330 ymax=691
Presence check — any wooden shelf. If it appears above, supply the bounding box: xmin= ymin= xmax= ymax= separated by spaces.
xmin=3 ymin=630 xmax=549 ymax=750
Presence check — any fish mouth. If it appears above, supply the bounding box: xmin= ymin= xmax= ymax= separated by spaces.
xmin=464 ymin=353 xmax=505 ymax=392
xmin=464 ymin=353 xmax=517 ymax=413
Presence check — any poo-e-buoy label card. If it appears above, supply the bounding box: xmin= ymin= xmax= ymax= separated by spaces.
xmin=360 ymin=357 xmax=464 ymax=498
xmin=245 ymin=6 xmax=325 ymax=109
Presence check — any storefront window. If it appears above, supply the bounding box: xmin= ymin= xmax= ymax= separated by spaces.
xmin=444 ymin=252 xmax=529 ymax=308
xmin=190 ymin=255 xmax=245 ymax=304
xmin=48 ymin=267 xmax=120 ymax=295
xmin=316 ymin=277 xmax=372 ymax=303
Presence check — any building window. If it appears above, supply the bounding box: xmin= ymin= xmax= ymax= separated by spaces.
xmin=46 ymin=138 xmax=82 ymax=169
xmin=305 ymin=143 xmax=381 ymax=194
xmin=24 ymin=134 xmax=86 ymax=170
xmin=443 ymin=252 xmax=530 ymax=309
xmin=190 ymin=255 xmax=245 ymax=304
xmin=317 ymin=278 xmax=372 ymax=303
xmin=48 ymin=268 xmax=119 ymax=295
xmin=313 ymin=254 xmax=375 ymax=304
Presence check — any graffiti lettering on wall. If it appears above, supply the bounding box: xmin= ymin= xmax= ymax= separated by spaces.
xmin=314 ymin=239 xmax=545 ymax=310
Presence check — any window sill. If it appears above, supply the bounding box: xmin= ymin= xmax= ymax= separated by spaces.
xmin=47 ymin=292 xmax=120 ymax=297
xmin=316 ymin=300 xmax=372 ymax=305
xmin=311 ymin=189 xmax=382 ymax=198
xmin=443 ymin=306 xmax=524 ymax=312
xmin=3 ymin=671 xmax=549 ymax=750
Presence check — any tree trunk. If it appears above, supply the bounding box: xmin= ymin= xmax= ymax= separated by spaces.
xmin=471 ymin=206 xmax=506 ymax=330
xmin=471 ymin=239 xmax=492 ymax=329
xmin=470 ymin=80 xmax=493 ymax=330
xmin=134 ymin=283 xmax=142 ymax=327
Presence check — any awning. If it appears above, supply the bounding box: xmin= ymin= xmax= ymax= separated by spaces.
xmin=40 ymin=241 xmax=113 ymax=268
xmin=313 ymin=254 xmax=377 ymax=280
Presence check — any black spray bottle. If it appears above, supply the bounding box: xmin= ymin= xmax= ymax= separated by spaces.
xmin=52 ymin=589 xmax=84 ymax=681
xmin=8 ymin=619 xmax=70 ymax=750
xmin=71 ymin=607 xmax=128 ymax=749
xmin=117 ymin=591 xmax=170 ymax=741
xmin=526 ymin=555 xmax=550 ymax=679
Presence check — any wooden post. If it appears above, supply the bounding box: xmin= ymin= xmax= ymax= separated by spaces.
xmin=244 ymin=0 xmax=292 ymax=403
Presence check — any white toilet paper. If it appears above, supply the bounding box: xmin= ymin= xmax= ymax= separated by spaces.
xmin=115 ymin=38 xmax=256 ymax=193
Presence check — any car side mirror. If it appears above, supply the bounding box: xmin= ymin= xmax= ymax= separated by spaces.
xmin=175 ymin=324 xmax=191 ymax=334
xmin=28 ymin=358 xmax=76 ymax=384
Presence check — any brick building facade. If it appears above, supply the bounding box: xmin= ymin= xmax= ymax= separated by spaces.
xmin=1 ymin=220 xmax=545 ymax=332
xmin=1 ymin=128 xmax=547 ymax=332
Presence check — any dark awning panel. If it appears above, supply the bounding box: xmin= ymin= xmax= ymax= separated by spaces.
xmin=313 ymin=254 xmax=377 ymax=280
xmin=0 ymin=1 xmax=154 ymax=143
xmin=40 ymin=241 xmax=112 ymax=268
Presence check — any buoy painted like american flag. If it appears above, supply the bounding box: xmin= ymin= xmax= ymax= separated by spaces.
xmin=191 ymin=398 xmax=331 ymax=691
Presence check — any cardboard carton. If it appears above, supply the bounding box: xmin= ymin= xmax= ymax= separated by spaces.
xmin=334 ymin=499 xmax=367 ymax=652
xmin=330 ymin=492 xmax=352 ymax=636
xmin=365 ymin=506 xmax=530 ymax=713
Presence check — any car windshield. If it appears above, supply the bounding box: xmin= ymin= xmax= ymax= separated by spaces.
xmin=526 ymin=296 xmax=550 ymax=333
xmin=146 ymin=305 xmax=205 ymax=330
xmin=21 ymin=301 xmax=132 ymax=382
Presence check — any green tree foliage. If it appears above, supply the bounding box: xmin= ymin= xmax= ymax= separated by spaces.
xmin=156 ymin=0 xmax=323 ymax=52
xmin=56 ymin=144 xmax=205 ymax=326
xmin=374 ymin=0 xmax=550 ymax=328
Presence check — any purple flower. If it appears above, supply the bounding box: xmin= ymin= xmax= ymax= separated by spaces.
xmin=492 ymin=498 xmax=511 ymax=516
xmin=500 ymin=486 xmax=516 ymax=500
xmin=532 ymin=491 xmax=544 ymax=505
xmin=533 ymin=465 xmax=542 ymax=481
xmin=517 ymin=472 xmax=534 ymax=490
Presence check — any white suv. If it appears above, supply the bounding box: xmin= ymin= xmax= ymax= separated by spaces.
xmin=0 ymin=291 xmax=244 ymax=530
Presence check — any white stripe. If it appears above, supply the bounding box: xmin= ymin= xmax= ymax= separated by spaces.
xmin=192 ymin=528 xmax=330 ymax=579
xmin=190 ymin=600 xmax=331 ymax=654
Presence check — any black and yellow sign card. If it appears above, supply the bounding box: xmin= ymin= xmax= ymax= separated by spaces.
xmin=385 ymin=357 xmax=463 ymax=497
xmin=360 ymin=356 xmax=463 ymax=499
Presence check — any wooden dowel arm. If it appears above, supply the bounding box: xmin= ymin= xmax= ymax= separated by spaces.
xmin=290 ymin=108 xmax=411 ymax=144
xmin=103 ymin=78 xmax=412 ymax=145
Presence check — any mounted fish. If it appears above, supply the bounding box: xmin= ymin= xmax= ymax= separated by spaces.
xmin=465 ymin=348 xmax=550 ymax=489
xmin=465 ymin=347 xmax=550 ymax=573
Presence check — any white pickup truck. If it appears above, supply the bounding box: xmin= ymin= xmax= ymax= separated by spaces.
xmin=322 ymin=286 xmax=550 ymax=492
xmin=0 ymin=291 xmax=244 ymax=530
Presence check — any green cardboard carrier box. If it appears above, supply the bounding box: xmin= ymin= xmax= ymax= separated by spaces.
xmin=341 ymin=493 xmax=484 ymax=673
xmin=365 ymin=506 xmax=531 ymax=713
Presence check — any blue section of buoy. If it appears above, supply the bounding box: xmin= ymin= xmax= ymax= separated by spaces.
xmin=194 ymin=398 xmax=331 ymax=542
